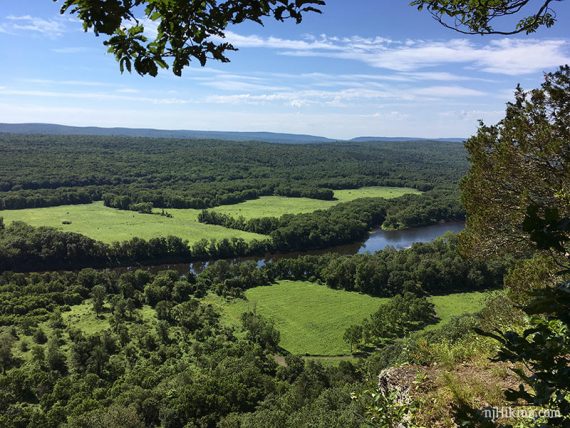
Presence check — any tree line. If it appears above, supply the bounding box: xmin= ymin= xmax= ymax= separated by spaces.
xmin=198 ymin=190 xmax=464 ymax=235
xmin=0 ymin=234 xmax=505 ymax=330
xmin=0 ymin=219 xmax=274 ymax=272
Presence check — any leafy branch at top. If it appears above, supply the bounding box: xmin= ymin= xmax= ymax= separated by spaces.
xmin=410 ymin=0 xmax=562 ymax=35
xmin=56 ymin=0 xmax=325 ymax=76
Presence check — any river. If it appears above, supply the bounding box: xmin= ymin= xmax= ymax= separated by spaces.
xmin=358 ymin=221 xmax=465 ymax=253
xmin=132 ymin=221 xmax=465 ymax=274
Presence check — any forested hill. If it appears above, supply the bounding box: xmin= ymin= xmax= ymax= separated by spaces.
xmin=0 ymin=123 xmax=336 ymax=144
xmin=0 ymin=123 xmax=464 ymax=144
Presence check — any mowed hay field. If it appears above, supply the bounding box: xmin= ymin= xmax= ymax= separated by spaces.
xmin=208 ymin=281 xmax=492 ymax=356
xmin=211 ymin=186 xmax=421 ymax=219
xmin=0 ymin=186 xmax=419 ymax=243
xmin=0 ymin=202 xmax=266 ymax=244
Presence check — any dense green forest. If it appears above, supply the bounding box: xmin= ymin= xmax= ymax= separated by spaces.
xmin=0 ymin=135 xmax=464 ymax=211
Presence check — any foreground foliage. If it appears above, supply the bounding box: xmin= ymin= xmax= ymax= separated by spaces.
xmin=460 ymin=66 xmax=570 ymax=425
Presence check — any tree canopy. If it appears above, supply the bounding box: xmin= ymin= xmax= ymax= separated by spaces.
xmin=461 ymin=65 xmax=570 ymax=259
xmin=411 ymin=0 xmax=562 ymax=35
xmin=57 ymin=0 xmax=325 ymax=76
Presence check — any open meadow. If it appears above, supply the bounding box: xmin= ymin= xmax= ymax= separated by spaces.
xmin=210 ymin=186 xmax=421 ymax=219
xmin=0 ymin=201 xmax=267 ymax=244
xmin=0 ymin=186 xmax=419 ymax=243
xmin=207 ymin=280 xmax=491 ymax=356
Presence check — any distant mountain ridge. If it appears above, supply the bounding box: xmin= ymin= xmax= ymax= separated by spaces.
xmin=350 ymin=136 xmax=465 ymax=143
xmin=0 ymin=123 xmax=465 ymax=144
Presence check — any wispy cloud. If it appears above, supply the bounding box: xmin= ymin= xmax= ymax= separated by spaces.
xmin=438 ymin=109 xmax=504 ymax=123
xmin=185 ymin=68 xmax=491 ymax=98
xmin=16 ymin=79 xmax=148 ymax=97
xmin=52 ymin=47 xmax=91 ymax=54
xmin=116 ymin=88 xmax=141 ymax=94
xmin=206 ymin=84 xmax=486 ymax=108
xmin=19 ymin=78 xmax=114 ymax=88
xmin=1 ymin=15 xmax=67 ymax=38
xmin=0 ymin=87 xmax=190 ymax=105
xmin=224 ymin=32 xmax=569 ymax=76
xmin=413 ymin=86 xmax=486 ymax=97
xmin=401 ymin=71 xmax=493 ymax=82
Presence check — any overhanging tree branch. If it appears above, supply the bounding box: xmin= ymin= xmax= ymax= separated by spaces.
xmin=56 ymin=0 xmax=325 ymax=76
xmin=410 ymin=0 xmax=562 ymax=35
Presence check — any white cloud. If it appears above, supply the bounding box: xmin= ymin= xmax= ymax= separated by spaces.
xmin=401 ymin=71 xmax=492 ymax=82
xmin=223 ymin=31 xmax=338 ymax=51
xmin=413 ymin=86 xmax=486 ymax=97
xmin=199 ymin=79 xmax=289 ymax=92
xmin=438 ymin=109 xmax=504 ymax=123
xmin=206 ymin=88 xmax=395 ymax=107
xmin=475 ymin=39 xmax=568 ymax=74
xmin=205 ymin=84 xmax=484 ymax=108
xmin=116 ymin=88 xmax=140 ymax=94
xmin=3 ymin=15 xmax=66 ymax=37
xmin=225 ymin=32 xmax=569 ymax=76
xmin=181 ymin=67 xmax=492 ymax=104
xmin=52 ymin=47 xmax=91 ymax=54
xmin=19 ymin=79 xmax=114 ymax=87
xmin=369 ymin=111 xmax=410 ymax=121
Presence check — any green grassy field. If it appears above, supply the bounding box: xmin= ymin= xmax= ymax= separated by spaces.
xmin=0 ymin=186 xmax=419 ymax=243
xmin=427 ymin=291 xmax=491 ymax=331
xmin=206 ymin=280 xmax=388 ymax=355
xmin=10 ymin=285 xmax=491 ymax=364
xmin=207 ymin=281 xmax=491 ymax=356
xmin=211 ymin=186 xmax=420 ymax=219
xmin=0 ymin=201 xmax=266 ymax=244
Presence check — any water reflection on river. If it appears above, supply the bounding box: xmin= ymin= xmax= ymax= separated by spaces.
xmin=129 ymin=221 xmax=465 ymax=275
xmin=358 ymin=221 xmax=465 ymax=253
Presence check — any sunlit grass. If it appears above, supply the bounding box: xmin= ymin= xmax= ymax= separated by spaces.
xmin=0 ymin=201 xmax=266 ymax=244
xmin=208 ymin=282 xmax=491 ymax=356
xmin=211 ymin=186 xmax=420 ymax=219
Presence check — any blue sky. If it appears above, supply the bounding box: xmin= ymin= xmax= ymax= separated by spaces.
xmin=0 ymin=1 xmax=569 ymax=139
